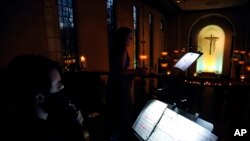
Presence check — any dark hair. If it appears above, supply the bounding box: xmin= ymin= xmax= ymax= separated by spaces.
xmin=5 ymin=54 xmax=60 ymax=139
xmin=8 ymin=54 xmax=60 ymax=96
xmin=110 ymin=27 xmax=132 ymax=73
xmin=113 ymin=26 xmax=132 ymax=51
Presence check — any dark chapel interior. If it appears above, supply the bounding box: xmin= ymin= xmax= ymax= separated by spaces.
xmin=1 ymin=0 xmax=250 ymax=141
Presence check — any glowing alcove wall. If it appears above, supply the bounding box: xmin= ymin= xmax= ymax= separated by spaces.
xmin=196 ymin=25 xmax=225 ymax=74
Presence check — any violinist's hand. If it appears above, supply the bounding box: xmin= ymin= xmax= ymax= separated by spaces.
xmin=68 ymin=103 xmax=83 ymax=124
xmin=76 ymin=110 xmax=84 ymax=125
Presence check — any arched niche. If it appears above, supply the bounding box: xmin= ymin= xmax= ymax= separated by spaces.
xmin=188 ymin=14 xmax=235 ymax=78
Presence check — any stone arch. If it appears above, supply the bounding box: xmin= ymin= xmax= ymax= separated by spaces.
xmin=188 ymin=14 xmax=235 ymax=77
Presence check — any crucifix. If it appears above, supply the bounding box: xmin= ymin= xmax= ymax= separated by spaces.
xmin=205 ymin=34 xmax=219 ymax=55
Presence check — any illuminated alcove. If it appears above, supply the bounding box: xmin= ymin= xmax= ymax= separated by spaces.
xmin=196 ymin=25 xmax=225 ymax=74
xmin=188 ymin=14 xmax=235 ymax=77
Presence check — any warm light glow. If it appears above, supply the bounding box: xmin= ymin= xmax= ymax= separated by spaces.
xmin=233 ymin=57 xmax=239 ymax=62
xmin=246 ymin=65 xmax=250 ymax=71
xmin=181 ymin=48 xmax=185 ymax=53
xmin=166 ymin=71 xmax=171 ymax=75
xmin=160 ymin=63 xmax=168 ymax=68
xmin=64 ymin=59 xmax=76 ymax=64
xmin=193 ymin=73 xmax=197 ymax=77
xmin=173 ymin=50 xmax=179 ymax=53
xmin=139 ymin=54 xmax=148 ymax=60
xmin=240 ymin=74 xmax=245 ymax=80
xmin=80 ymin=56 xmax=86 ymax=62
xmin=79 ymin=55 xmax=87 ymax=69
xmin=238 ymin=60 xmax=245 ymax=65
xmin=234 ymin=50 xmax=239 ymax=53
xmin=161 ymin=51 xmax=168 ymax=56
xmin=64 ymin=59 xmax=76 ymax=72
xmin=173 ymin=59 xmax=178 ymax=62
xmin=196 ymin=25 xmax=225 ymax=74
xmin=240 ymin=50 xmax=246 ymax=54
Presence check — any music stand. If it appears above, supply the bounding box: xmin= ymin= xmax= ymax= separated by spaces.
xmin=132 ymin=99 xmax=218 ymax=141
xmin=174 ymin=51 xmax=203 ymax=71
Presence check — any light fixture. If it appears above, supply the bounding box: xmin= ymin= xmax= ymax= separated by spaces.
xmin=64 ymin=58 xmax=76 ymax=72
xmin=172 ymin=50 xmax=179 ymax=62
xmin=139 ymin=1 xmax=148 ymax=68
xmin=158 ymin=50 xmax=169 ymax=74
xmin=193 ymin=72 xmax=198 ymax=77
xmin=174 ymin=50 xmax=179 ymax=53
xmin=79 ymin=55 xmax=87 ymax=70
xmin=139 ymin=54 xmax=148 ymax=60
xmin=240 ymin=74 xmax=245 ymax=81
xmin=238 ymin=60 xmax=245 ymax=65
xmin=246 ymin=65 xmax=250 ymax=71
xmin=240 ymin=50 xmax=246 ymax=54
xmin=160 ymin=63 xmax=168 ymax=68
xmin=161 ymin=51 xmax=168 ymax=56
xmin=166 ymin=71 xmax=171 ymax=75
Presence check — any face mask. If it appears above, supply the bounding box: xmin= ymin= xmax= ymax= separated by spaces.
xmin=50 ymin=82 xmax=64 ymax=94
xmin=40 ymin=90 xmax=77 ymax=117
xmin=39 ymin=91 xmax=62 ymax=113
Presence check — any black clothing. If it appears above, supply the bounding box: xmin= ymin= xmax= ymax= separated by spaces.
xmin=107 ymin=51 xmax=133 ymax=141
xmin=46 ymin=93 xmax=85 ymax=141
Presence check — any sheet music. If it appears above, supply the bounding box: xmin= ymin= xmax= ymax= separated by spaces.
xmin=147 ymin=108 xmax=218 ymax=141
xmin=132 ymin=100 xmax=168 ymax=140
xmin=174 ymin=52 xmax=201 ymax=71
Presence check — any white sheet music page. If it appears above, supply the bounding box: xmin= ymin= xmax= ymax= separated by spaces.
xmin=174 ymin=52 xmax=201 ymax=71
xmin=132 ymin=99 xmax=168 ymax=141
xmin=147 ymin=108 xmax=218 ymax=141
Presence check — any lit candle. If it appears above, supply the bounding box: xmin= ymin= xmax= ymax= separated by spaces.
xmin=80 ymin=56 xmax=85 ymax=62
xmin=240 ymin=74 xmax=245 ymax=80
xmin=160 ymin=63 xmax=168 ymax=68
xmin=161 ymin=51 xmax=168 ymax=56
xmin=80 ymin=55 xmax=87 ymax=69
xmin=193 ymin=73 xmax=197 ymax=77
xmin=166 ymin=71 xmax=171 ymax=75
xmin=139 ymin=54 xmax=148 ymax=68
xmin=246 ymin=65 xmax=250 ymax=71
xmin=139 ymin=54 xmax=148 ymax=60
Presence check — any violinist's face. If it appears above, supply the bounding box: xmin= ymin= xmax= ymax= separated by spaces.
xmin=49 ymin=69 xmax=64 ymax=93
